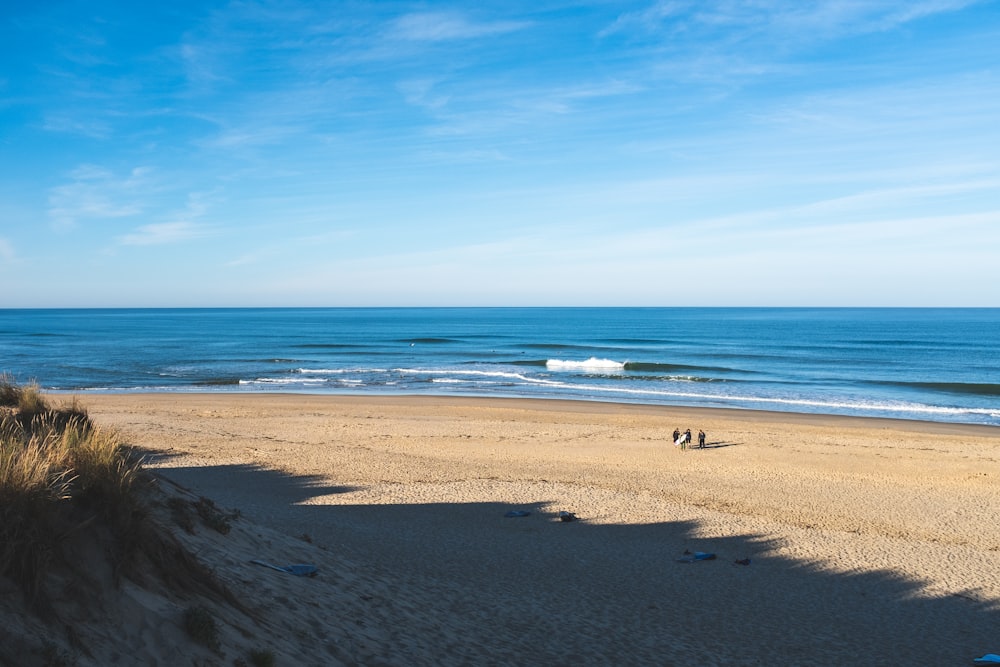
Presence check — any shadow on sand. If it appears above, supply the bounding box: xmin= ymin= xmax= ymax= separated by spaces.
xmin=149 ymin=459 xmax=999 ymax=666
xmin=685 ymin=440 xmax=740 ymax=450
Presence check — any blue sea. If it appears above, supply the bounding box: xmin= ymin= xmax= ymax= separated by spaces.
xmin=1 ymin=308 xmax=998 ymax=426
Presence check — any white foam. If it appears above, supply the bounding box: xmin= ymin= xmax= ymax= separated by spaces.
xmin=395 ymin=368 xmax=564 ymax=386
xmin=242 ymin=377 xmax=327 ymax=385
xmin=532 ymin=380 xmax=1000 ymax=419
xmin=546 ymin=358 xmax=626 ymax=371
xmin=297 ymin=367 xmax=388 ymax=375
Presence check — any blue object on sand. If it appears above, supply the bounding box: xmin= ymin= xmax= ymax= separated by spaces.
xmin=251 ymin=559 xmax=319 ymax=577
xmin=504 ymin=510 xmax=531 ymax=518
xmin=676 ymin=552 xmax=717 ymax=563
xmin=974 ymin=654 xmax=1000 ymax=664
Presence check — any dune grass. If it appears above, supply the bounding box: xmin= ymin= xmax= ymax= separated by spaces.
xmin=1 ymin=377 xmax=255 ymax=664
xmin=0 ymin=376 xmax=147 ymax=608
xmin=0 ymin=375 xmax=258 ymax=665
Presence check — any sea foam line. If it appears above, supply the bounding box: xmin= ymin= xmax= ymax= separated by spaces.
xmin=241 ymin=377 xmax=327 ymax=385
xmin=395 ymin=368 xmax=565 ymax=386
xmin=296 ymin=367 xmax=389 ymax=375
xmin=541 ymin=380 xmax=1000 ymax=418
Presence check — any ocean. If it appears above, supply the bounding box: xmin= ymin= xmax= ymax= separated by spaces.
xmin=1 ymin=307 xmax=998 ymax=426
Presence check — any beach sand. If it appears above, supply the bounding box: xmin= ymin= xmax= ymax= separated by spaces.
xmin=16 ymin=393 xmax=1000 ymax=665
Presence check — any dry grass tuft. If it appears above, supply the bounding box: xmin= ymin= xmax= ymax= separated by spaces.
xmin=0 ymin=373 xmax=22 ymax=407
xmin=0 ymin=419 xmax=74 ymax=605
xmin=0 ymin=382 xmax=150 ymax=605
xmin=0 ymin=374 xmax=49 ymax=417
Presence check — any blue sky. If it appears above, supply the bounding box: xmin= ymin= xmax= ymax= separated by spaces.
xmin=1 ymin=1 xmax=998 ymax=307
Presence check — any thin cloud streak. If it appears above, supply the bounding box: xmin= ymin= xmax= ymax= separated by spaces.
xmin=388 ymin=12 xmax=531 ymax=42
xmin=602 ymin=0 xmax=983 ymax=41
xmin=117 ymin=221 xmax=208 ymax=246
xmin=47 ymin=166 xmax=153 ymax=230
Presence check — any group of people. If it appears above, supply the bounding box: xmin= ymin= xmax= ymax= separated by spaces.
xmin=672 ymin=427 xmax=706 ymax=450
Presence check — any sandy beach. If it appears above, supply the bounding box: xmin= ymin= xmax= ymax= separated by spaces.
xmin=22 ymin=393 xmax=1000 ymax=665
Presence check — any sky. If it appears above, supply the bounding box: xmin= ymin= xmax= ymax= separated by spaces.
xmin=1 ymin=0 xmax=999 ymax=307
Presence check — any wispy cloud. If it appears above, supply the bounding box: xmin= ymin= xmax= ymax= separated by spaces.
xmin=117 ymin=221 xmax=208 ymax=246
xmin=781 ymin=179 xmax=1000 ymax=220
xmin=599 ymin=0 xmax=688 ymax=37
xmin=602 ymin=0 xmax=983 ymax=41
xmin=116 ymin=190 xmax=217 ymax=247
xmin=41 ymin=114 xmax=112 ymax=139
xmin=397 ymin=78 xmax=451 ymax=111
xmin=48 ymin=165 xmax=152 ymax=229
xmin=163 ymin=6 xmax=538 ymax=153
xmin=596 ymin=0 xmax=989 ymax=93
xmin=179 ymin=41 xmax=218 ymax=81
xmin=388 ymin=12 xmax=531 ymax=42
xmin=866 ymin=0 xmax=984 ymax=30
xmin=407 ymin=75 xmax=645 ymax=140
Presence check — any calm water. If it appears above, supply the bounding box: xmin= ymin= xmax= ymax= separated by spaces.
xmin=1 ymin=308 xmax=998 ymax=426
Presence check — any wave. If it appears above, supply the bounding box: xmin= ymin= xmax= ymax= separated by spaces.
xmin=395 ymin=367 xmax=565 ymax=387
xmin=64 ymin=372 xmax=1000 ymax=425
xmin=192 ymin=377 xmax=242 ymax=386
xmin=547 ymin=358 xmax=626 ymax=371
xmin=503 ymin=359 xmax=551 ymax=367
xmin=844 ymin=339 xmax=982 ymax=349
xmin=392 ymin=370 xmax=1000 ymax=421
xmin=514 ymin=379 xmax=1000 ymax=421
xmin=522 ymin=343 xmax=616 ymax=352
xmin=608 ymin=374 xmax=720 ymax=383
xmin=545 ymin=359 xmax=737 ymax=378
xmin=622 ymin=361 xmax=744 ymax=374
xmin=398 ymin=337 xmax=462 ymax=344
xmin=296 ymin=367 xmax=389 ymax=375
xmin=490 ymin=359 xmax=745 ymax=377
xmin=877 ymin=381 xmax=1000 ymax=397
xmin=293 ymin=343 xmax=370 ymax=350
xmin=240 ymin=377 xmax=328 ymax=386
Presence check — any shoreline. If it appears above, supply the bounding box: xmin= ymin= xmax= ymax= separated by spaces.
xmin=60 ymin=391 xmax=1000 ymax=664
xmin=60 ymin=390 xmax=1000 ymax=436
